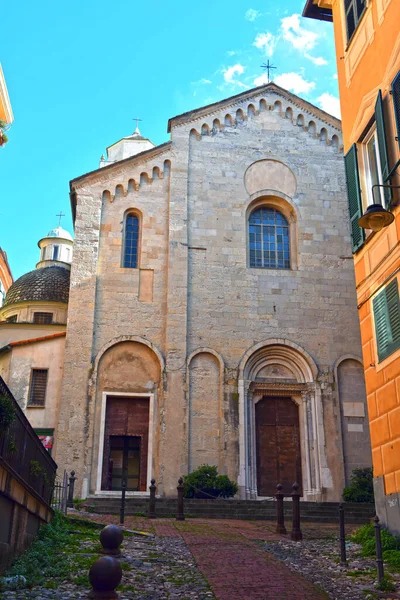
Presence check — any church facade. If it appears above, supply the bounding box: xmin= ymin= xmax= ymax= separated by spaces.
xmin=54 ymin=82 xmax=371 ymax=500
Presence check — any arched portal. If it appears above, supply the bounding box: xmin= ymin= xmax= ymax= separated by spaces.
xmin=238 ymin=340 xmax=325 ymax=500
xmin=89 ymin=338 xmax=163 ymax=496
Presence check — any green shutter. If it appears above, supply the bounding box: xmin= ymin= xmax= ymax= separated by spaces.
xmin=392 ymin=70 xmax=400 ymax=150
xmin=344 ymin=144 xmax=365 ymax=253
xmin=373 ymin=279 xmax=400 ymax=362
xmin=375 ymin=90 xmax=392 ymax=207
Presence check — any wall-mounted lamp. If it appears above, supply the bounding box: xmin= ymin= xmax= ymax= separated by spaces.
xmin=358 ymin=203 xmax=394 ymax=232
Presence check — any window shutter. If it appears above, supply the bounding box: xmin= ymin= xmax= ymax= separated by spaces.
xmin=344 ymin=144 xmax=365 ymax=252
xmin=392 ymin=70 xmax=400 ymax=150
xmin=375 ymin=90 xmax=392 ymax=207
xmin=373 ymin=279 xmax=400 ymax=362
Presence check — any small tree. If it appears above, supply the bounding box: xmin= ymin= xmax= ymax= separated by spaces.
xmin=183 ymin=464 xmax=238 ymax=499
xmin=343 ymin=467 xmax=374 ymax=503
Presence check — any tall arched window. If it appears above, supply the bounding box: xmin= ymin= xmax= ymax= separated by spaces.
xmin=123 ymin=213 xmax=140 ymax=268
xmin=249 ymin=207 xmax=290 ymax=269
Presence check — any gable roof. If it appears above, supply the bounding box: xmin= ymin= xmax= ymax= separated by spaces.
xmin=0 ymin=332 xmax=66 ymax=355
xmin=167 ymin=82 xmax=341 ymax=132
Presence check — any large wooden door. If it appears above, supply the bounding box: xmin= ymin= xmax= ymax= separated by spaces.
xmin=255 ymin=396 xmax=302 ymax=496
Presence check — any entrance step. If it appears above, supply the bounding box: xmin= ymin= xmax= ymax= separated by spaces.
xmin=82 ymin=498 xmax=375 ymax=524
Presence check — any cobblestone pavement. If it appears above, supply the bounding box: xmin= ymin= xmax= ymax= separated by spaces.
xmin=4 ymin=514 xmax=398 ymax=600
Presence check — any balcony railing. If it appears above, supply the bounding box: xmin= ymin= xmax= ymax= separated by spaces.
xmin=0 ymin=376 xmax=57 ymax=506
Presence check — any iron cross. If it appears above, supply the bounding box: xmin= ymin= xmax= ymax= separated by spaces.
xmin=132 ymin=117 xmax=142 ymax=129
xmin=56 ymin=211 xmax=65 ymax=226
xmin=260 ymin=60 xmax=277 ymax=83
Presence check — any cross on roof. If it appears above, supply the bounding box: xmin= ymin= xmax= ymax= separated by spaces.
xmin=132 ymin=117 xmax=142 ymax=133
xmin=56 ymin=211 xmax=65 ymax=226
xmin=260 ymin=60 xmax=277 ymax=83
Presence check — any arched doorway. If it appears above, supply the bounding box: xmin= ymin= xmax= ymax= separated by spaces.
xmin=238 ymin=340 xmax=324 ymax=500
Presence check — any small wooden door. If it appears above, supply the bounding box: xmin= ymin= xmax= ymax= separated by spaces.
xmin=255 ymin=396 xmax=302 ymax=496
xmin=108 ymin=436 xmax=141 ymax=491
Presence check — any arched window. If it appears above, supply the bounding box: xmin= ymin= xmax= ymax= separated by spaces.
xmin=249 ymin=207 xmax=290 ymax=269
xmin=123 ymin=213 xmax=140 ymax=268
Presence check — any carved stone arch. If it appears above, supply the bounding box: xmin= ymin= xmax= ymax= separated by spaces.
xmin=152 ymin=166 xmax=161 ymax=180
xmin=224 ymin=114 xmax=233 ymax=127
xmin=91 ymin=334 xmax=165 ymax=388
xmin=127 ymin=179 xmax=137 ymax=193
xmin=212 ymin=118 xmax=221 ymax=134
xmin=190 ymin=127 xmax=201 ymax=139
xmin=163 ymin=159 xmax=171 ymax=177
xmin=236 ymin=108 xmax=245 ymax=124
xmin=102 ymin=190 xmax=112 ymax=203
xmin=140 ymin=172 xmax=150 ymax=187
xmin=239 ymin=338 xmax=318 ymax=382
xmin=285 ymin=106 xmax=293 ymax=120
xmin=308 ymin=120 xmax=316 ymax=136
xmin=259 ymin=98 xmax=267 ymax=112
xmin=320 ymin=127 xmax=328 ymax=142
xmin=244 ymin=159 xmax=297 ymax=198
xmin=296 ymin=114 xmax=305 ymax=127
xmin=331 ymin=134 xmax=339 ymax=149
xmin=115 ymin=184 xmax=125 ymax=198
xmin=247 ymin=103 xmax=256 ymax=117
xmin=187 ymin=347 xmax=225 ymax=370
xmin=201 ymin=123 xmax=210 ymax=136
xmin=237 ymin=339 xmax=324 ymax=501
xmin=273 ymin=100 xmax=282 ymax=113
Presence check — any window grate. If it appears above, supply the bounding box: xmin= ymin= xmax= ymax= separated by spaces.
xmin=249 ymin=208 xmax=290 ymax=269
xmin=28 ymin=369 xmax=48 ymax=407
xmin=33 ymin=312 xmax=53 ymax=324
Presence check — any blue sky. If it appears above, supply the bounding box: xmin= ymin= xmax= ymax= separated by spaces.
xmin=1 ymin=0 xmax=339 ymax=279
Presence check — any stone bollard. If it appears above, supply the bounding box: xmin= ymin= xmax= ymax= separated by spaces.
xmin=67 ymin=471 xmax=76 ymax=508
xmin=339 ymin=503 xmax=347 ymax=565
xmin=87 ymin=556 xmax=122 ymax=599
xmin=100 ymin=524 xmax=124 ymax=556
xmin=176 ymin=477 xmax=185 ymax=521
xmin=275 ymin=484 xmax=287 ymax=535
xmin=290 ymin=482 xmax=303 ymax=542
xmin=148 ymin=479 xmax=156 ymax=519
xmin=374 ymin=515 xmax=385 ymax=583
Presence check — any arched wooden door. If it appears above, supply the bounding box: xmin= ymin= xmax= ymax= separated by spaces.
xmin=255 ymin=396 xmax=302 ymax=496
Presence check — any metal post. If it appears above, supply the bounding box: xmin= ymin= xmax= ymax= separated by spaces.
xmin=374 ymin=515 xmax=384 ymax=583
xmin=176 ymin=477 xmax=185 ymax=521
xmin=67 ymin=471 xmax=76 ymax=508
xmin=148 ymin=478 xmax=156 ymax=519
xmin=290 ymin=482 xmax=302 ymax=542
xmin=62 ymin=470 xmax=68 ymax=515
xmin=120 ymin=477 xmax=127 ymax=525
xmin=275 ymin=484 xmax=287 ymax=535
xmin=339 ymin=502 xmax=347 ymax=565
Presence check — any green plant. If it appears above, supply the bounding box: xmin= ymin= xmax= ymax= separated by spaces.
xmin=0 ymin=120 xmax=8 ymax=145
xmin=8 ymin=439 xmax=17 ymax=453
xmin=351 ymin=523 xmax=400 ymax=557
xmin=375 ymin=574 xmax=396 ymax=592
xmin=72 ymin=497 xmax=87 ymax=511
xmin=382 ymin=549 xmax=400 ymax=571
xmin=343 ymin=468 xmax=374 ymax=503
xmin=0 ymin=394 xmax=16 ymax=431
xmin=183 ymin=465 xmax=238 ymax=499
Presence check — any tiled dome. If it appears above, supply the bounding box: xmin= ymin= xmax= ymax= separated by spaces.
xmin=4 ymin=266 xmax=70 ymax=307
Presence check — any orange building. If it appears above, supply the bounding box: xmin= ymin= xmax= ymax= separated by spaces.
xmin=303 ymin=0 xmax=400 ymax=532
xmin=0 ymin=249 xmax=13 ymax=307
xmin=0 ymin=63 xmax=13 ymax=145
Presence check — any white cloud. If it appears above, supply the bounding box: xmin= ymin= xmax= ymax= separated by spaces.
xmin=222 ymin=64 xmax=248 ymax=88
xmin=304 ymin=53 xmax=328 ymax=66
xmin=274 ymin=72 xmax=316 ymax=94
xmin=253 ymin=73 xmax=269 ymax=86
xmin=317 ymin=93 xmax=341 ymax=118
xmin=245 ymin=8 xmax=261 ymax=21
xmin=227 ymin=50 xmax=237 ymax=56
xmin=281 ymin=13 xmax=318 ymax=51
xmin=333 ymin=73 xmax=338 ymax=79
xmin=253 ymin=32 xmax=277 ymax=57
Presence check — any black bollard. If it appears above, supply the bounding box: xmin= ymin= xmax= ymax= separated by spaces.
xmin=374 ymin=515 xmax=384 ymax=583
xmin=148 ymin=478 xmax=156 ymax=519
xmin=100 ymin=524 xmax=124 ymax=556
xmin=176 ymin=477 xmax=185 ymax=521
xmin=339 ymin=503 xmax=347 ymax=565
xmin=88 ymin=555 xmax=122 ymax=599
xmin=290 ymin=482 xmax=303 ymax=542
xmin=275 ymin=484 xmax=287 ymax=535
xmin=67 ymin=471 xmax=76 ymax=508
xmin=119 ymin=477 xmax=127 ymax=525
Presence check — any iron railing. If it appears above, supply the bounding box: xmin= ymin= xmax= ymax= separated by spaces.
xmin=51 ymin=471 xmax=68 ymax=514
xmin=0 ymin=376 xmax=57 ymax=506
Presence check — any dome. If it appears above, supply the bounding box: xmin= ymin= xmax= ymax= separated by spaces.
xmin=42 ymin=226 xmax=73 ymax=242
xmin=4 ymin=266 xmax=70 ymax=307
